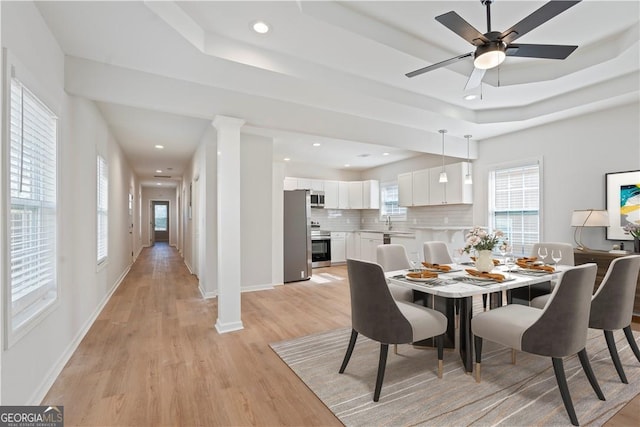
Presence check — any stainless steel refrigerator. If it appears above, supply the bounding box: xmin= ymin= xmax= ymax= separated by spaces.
xmin=284 ymin=190 xmax=312 ymax=282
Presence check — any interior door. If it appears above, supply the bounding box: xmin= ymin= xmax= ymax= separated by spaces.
xmin=152 ymin=201 xmax=170 ymax=243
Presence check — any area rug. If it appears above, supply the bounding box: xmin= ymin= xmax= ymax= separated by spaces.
xmin=270 ymin=327 xmax=640 ymax=426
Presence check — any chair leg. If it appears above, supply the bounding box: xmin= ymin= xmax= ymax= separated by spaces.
xmin=623 ymin=325 xmax=640 ymax=363
xmin=552 ymin=357 xmax=579 ymax=426
xmin=339 ymin=329 xmax=358 ymax=374
xmin=511 ymin=349 xmax=516 ymax=365
xmin=577 ymin=349 xmax=605 ymax=401
xmin=474 ymin=335 xmax=483 ymax=383
xmin=482 ymin=294 xmax=487 ymax=311
xmin=604 ymin=330 xmax=628 ymax=384
xmin=373 ymin=344 xmax=389 ymax=402
xmin=437 ymin=334 xmax=444 ymax=378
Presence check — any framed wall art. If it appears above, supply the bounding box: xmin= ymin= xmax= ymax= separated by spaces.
xmin=605 ymin=170 xmax=640 ymax=240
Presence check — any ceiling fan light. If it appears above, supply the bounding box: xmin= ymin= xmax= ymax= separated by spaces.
xmin=474 ymin=42 xmax=506 ymax=69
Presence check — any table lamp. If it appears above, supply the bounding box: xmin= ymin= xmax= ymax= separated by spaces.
xmin=571 ymin=209 xmax=610 ymax=251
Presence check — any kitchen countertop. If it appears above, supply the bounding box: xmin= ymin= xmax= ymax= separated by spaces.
xmin=410 ymin=226 xmax=474 ymax=231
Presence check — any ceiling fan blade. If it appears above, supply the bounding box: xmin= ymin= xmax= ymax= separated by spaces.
xmin=500 ymin=1 xmax=581 ymax=45
xmin=435 ymin=11 xmax=489 ymax=46
xmin=405 ymin=52 xmax=472 ymax=78
xmin=506 ymin=43 xmax=578 ymax=59
xmin=464 ymin=67 xmax=486 ymax=91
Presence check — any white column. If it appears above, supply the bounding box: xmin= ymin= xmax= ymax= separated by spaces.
xmin=212 ymin=115 xmax=245 ymax=333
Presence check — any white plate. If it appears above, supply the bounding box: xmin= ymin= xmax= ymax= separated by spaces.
xmin=465 ymin=274 xmax=496 ymax=282
xmin=518 ymin=267 xmax=554 ymax=273
xmin=404 ymin=274 xmax=437 ymax=282
xmin=422 ymin=267 xmax=452 ymax=273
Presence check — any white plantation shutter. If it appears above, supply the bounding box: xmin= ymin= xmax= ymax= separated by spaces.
xmin=97 ymin=155 xmax=108 ymax=264
xmin=489 ymin=163 xmax=540 ymax=256
xmin=9 ymin=78 xmax=58 ymax=333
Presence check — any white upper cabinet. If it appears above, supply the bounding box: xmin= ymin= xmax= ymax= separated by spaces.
xmin=399 ymin=162 xmax=472 ymax=206
xmin=324 ymin=180 xmax=339 ymax=208
xmin=362 ymin=180 xmax=380 ymax=209
xmin=347 ymin=181 xmax=363 ymax=209
xmin=338 ymin=181 xmax=350 ymax=209
xmin=398 ymin=172 xmax=413 ymax=207
xmin=283 ymin=177 xmax=298 ymax=191
xmin=398 ymin=170 xmax=429 ymax=206
xmin=429 ymin=162 xmax=473 ymax=205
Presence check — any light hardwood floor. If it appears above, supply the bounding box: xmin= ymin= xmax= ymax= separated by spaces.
xmin=43 ymin=244 xmax=639 ymax=426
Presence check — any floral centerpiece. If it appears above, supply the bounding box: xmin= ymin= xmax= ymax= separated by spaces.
xmin=623 ymin=222 xmax=640 ymax=253
xmin=463 ymin=226 xmax=507 ymax=272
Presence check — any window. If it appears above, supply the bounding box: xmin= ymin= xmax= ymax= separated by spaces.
xmin=7 ymin=77 xmax=58 ymax=336
xmin=97 ymin=155 xmax=108 ymax=265
xmin=380 ymin=181 xmax=407 ymax=220
xmin=489 ymin=162 xmax=541 ymax=256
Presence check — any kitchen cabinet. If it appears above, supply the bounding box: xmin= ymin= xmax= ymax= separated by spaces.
xmin=362 ymin=180 xmax=380 ymax=209
xmin=429 ymin=162 xmax=473 ymax=205
xmin=398 ymin=169 xmax=429 ymax=206
xmin=346 ymin=232 xmax=360 ymax=260
xmin=360 ymin=232 xmax=383 ymax=262
xmin=330 ymin=232 xmax=346 ymax=265
xmin=324 ymin=180 xmax=339 ymax=208
xmin=390 ymin=235 xmax=419 ymax=257
xmin=338 ymin=181 xmax=350 ymax=209
xmin=296 ymin=178 xmax=312 ymax=190
xmin=398 ymin=172 xmax=413 ymax=207
xmin=348 ymin=181 xmax=364 ymax=209
xmin=283 ymin=177 xmax=297 ymax=191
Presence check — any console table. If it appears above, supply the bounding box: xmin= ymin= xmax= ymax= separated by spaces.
xmin=573 ymin=249 xmax=640 ymax=316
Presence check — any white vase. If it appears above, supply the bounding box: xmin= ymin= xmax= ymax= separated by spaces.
xmin=475 ymin=250 xmax=494 ymax=273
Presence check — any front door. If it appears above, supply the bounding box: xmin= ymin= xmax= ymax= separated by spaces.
xmin=152 ymin=201 xmax=169 ymax=243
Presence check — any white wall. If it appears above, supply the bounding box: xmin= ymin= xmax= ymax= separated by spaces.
xmin=473 ymin=101 xmax=640 ymax=252
xmin=141 ymin=186 xmax=178 ymax=247
xmin=1 ymin=1 xmax=138 ymax=404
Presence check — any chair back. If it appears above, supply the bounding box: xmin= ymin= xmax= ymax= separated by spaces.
xmin=346 ymin=259 xmax=413 ymax=344
xmin=531 ymin=242 xmax=574 ymax=265
xmin=376 ymin=244 xmax=411 ymax=272
xmin=590 ymin=255 xmax=640 ymax=330
xmin=522 ymin=263 xmax=596 ymax=357
xmin=423 ymin=241 xmax=453 ymax=264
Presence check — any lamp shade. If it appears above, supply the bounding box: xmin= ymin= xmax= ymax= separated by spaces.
xmin=571 ymin=209 xmax=610 ymax=227
xmin=473 ymin=42 xmax=506 ymax=69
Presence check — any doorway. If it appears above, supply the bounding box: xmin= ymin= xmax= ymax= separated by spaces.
xmin=152 ymin=201 xmax=170 ymax=244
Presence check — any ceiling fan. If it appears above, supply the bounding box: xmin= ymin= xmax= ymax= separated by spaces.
xmin=406 ymin=0 xmax=581 ymax=90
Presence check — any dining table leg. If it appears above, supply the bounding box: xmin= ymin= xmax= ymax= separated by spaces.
xmin=459 ymin=296 xmax=474 ymax=372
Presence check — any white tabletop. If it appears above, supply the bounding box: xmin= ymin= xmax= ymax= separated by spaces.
xmin=386 ymin=264 xmax=569 ymax=298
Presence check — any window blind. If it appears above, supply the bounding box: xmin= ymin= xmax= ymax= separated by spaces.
xmin=490 ymin=164 xmax=540 ymax=256
xmin=97 ymin=155 xmax=108 ymax=264
xmin=9 ymin=78 xmax=58 ymax=331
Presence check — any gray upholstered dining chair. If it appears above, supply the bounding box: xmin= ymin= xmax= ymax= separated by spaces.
xmin=376 ymin=244 xmax=414 ymax=303
xmin=532 ymin=242 xmax=575 ymax=266
xmin=340 ymin=259 xmax=447 ymax=402
xmin=534 ymin=255 xmax=640 ymax=384
xmin=472 ymin=264 xmax=604 ymax=426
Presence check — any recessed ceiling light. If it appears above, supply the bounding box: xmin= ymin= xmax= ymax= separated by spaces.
xmin=284 ymin=157 xmax=290 ymax=161
xmin=312 ymin=143 xmax=321 ymax=147
xmin=156 ymin=169 xmax=162 ymax=173
xmin=156 ymin=183 xmax=162 ymax=186
xmin=154 ymin=144 xmax=164 ymax=149
xmin=382 ymin=152 xmax=390 ymax=156
xmin=252 ymin=20 xmax=270 ymax=34
xmin=344 ymin=164 xmax=350 ymax=167
xmin=463 ymin=94 xmax=477 ymax=101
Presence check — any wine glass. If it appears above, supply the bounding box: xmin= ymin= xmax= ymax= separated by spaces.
xmin=537 ymin=247 xmax=548 ymax=265
xmin=504 ymin=254 xmax=516 ymax=278
xmin=551 ymin=249 xmax=562 ymax=268
xmin=451 ymin=248 xmax=462 ymax=266
xmin=409 ymin=251 xmax=420 ymax=271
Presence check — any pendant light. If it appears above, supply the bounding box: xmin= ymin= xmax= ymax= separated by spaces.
xmin=464 ymin=134 xmax=473 ymax=184
xmin=438 ymin=129 xmax=448 ymax=183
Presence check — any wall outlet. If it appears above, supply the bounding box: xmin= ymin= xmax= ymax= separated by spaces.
xmin=300 ymin=271 xmax=305 ymax=279
xmin=361 ymin=218 xmax=364 ymax=224
xmin=375 ymin=218 xmax=378 ymax=223
xmin=413 ymin=218 xmax=417 ymax=224
xmin=347 ymin=219 xmax=350 ymax=224
xmin=444 ymin=217 xmax=449 ymax=224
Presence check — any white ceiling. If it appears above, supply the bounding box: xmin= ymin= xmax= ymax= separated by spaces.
xmin=35 ymin=1 xmax=640 ymax=186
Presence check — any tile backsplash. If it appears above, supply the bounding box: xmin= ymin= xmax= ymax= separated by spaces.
xmin=310 ymin=205 xmax=473 ymax=232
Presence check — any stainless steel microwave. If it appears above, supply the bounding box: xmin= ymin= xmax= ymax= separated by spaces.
xmin=310 ymin=190 xmax=325 ymax=208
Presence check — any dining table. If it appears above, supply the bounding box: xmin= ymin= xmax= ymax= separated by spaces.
xmin=386 ymin=263 xmax=570 ymax=373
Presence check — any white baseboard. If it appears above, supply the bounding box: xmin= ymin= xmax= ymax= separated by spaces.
xmin=199 ymin=286 xmax=217 ymax=299
xmin=241 ymin=283 xmax=275 ymax=293
xmin=29 ymin=265 xmax=131 ymax=405
xmin=215 ymin=319 xmax=244 ymax=334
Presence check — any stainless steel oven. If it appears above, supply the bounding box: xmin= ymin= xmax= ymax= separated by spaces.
xmin=311 ymin=230 xmax=331 ymax=268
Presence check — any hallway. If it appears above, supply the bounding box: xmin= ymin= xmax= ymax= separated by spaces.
xmin=42 ymin=243 xmax=349 ymax=426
